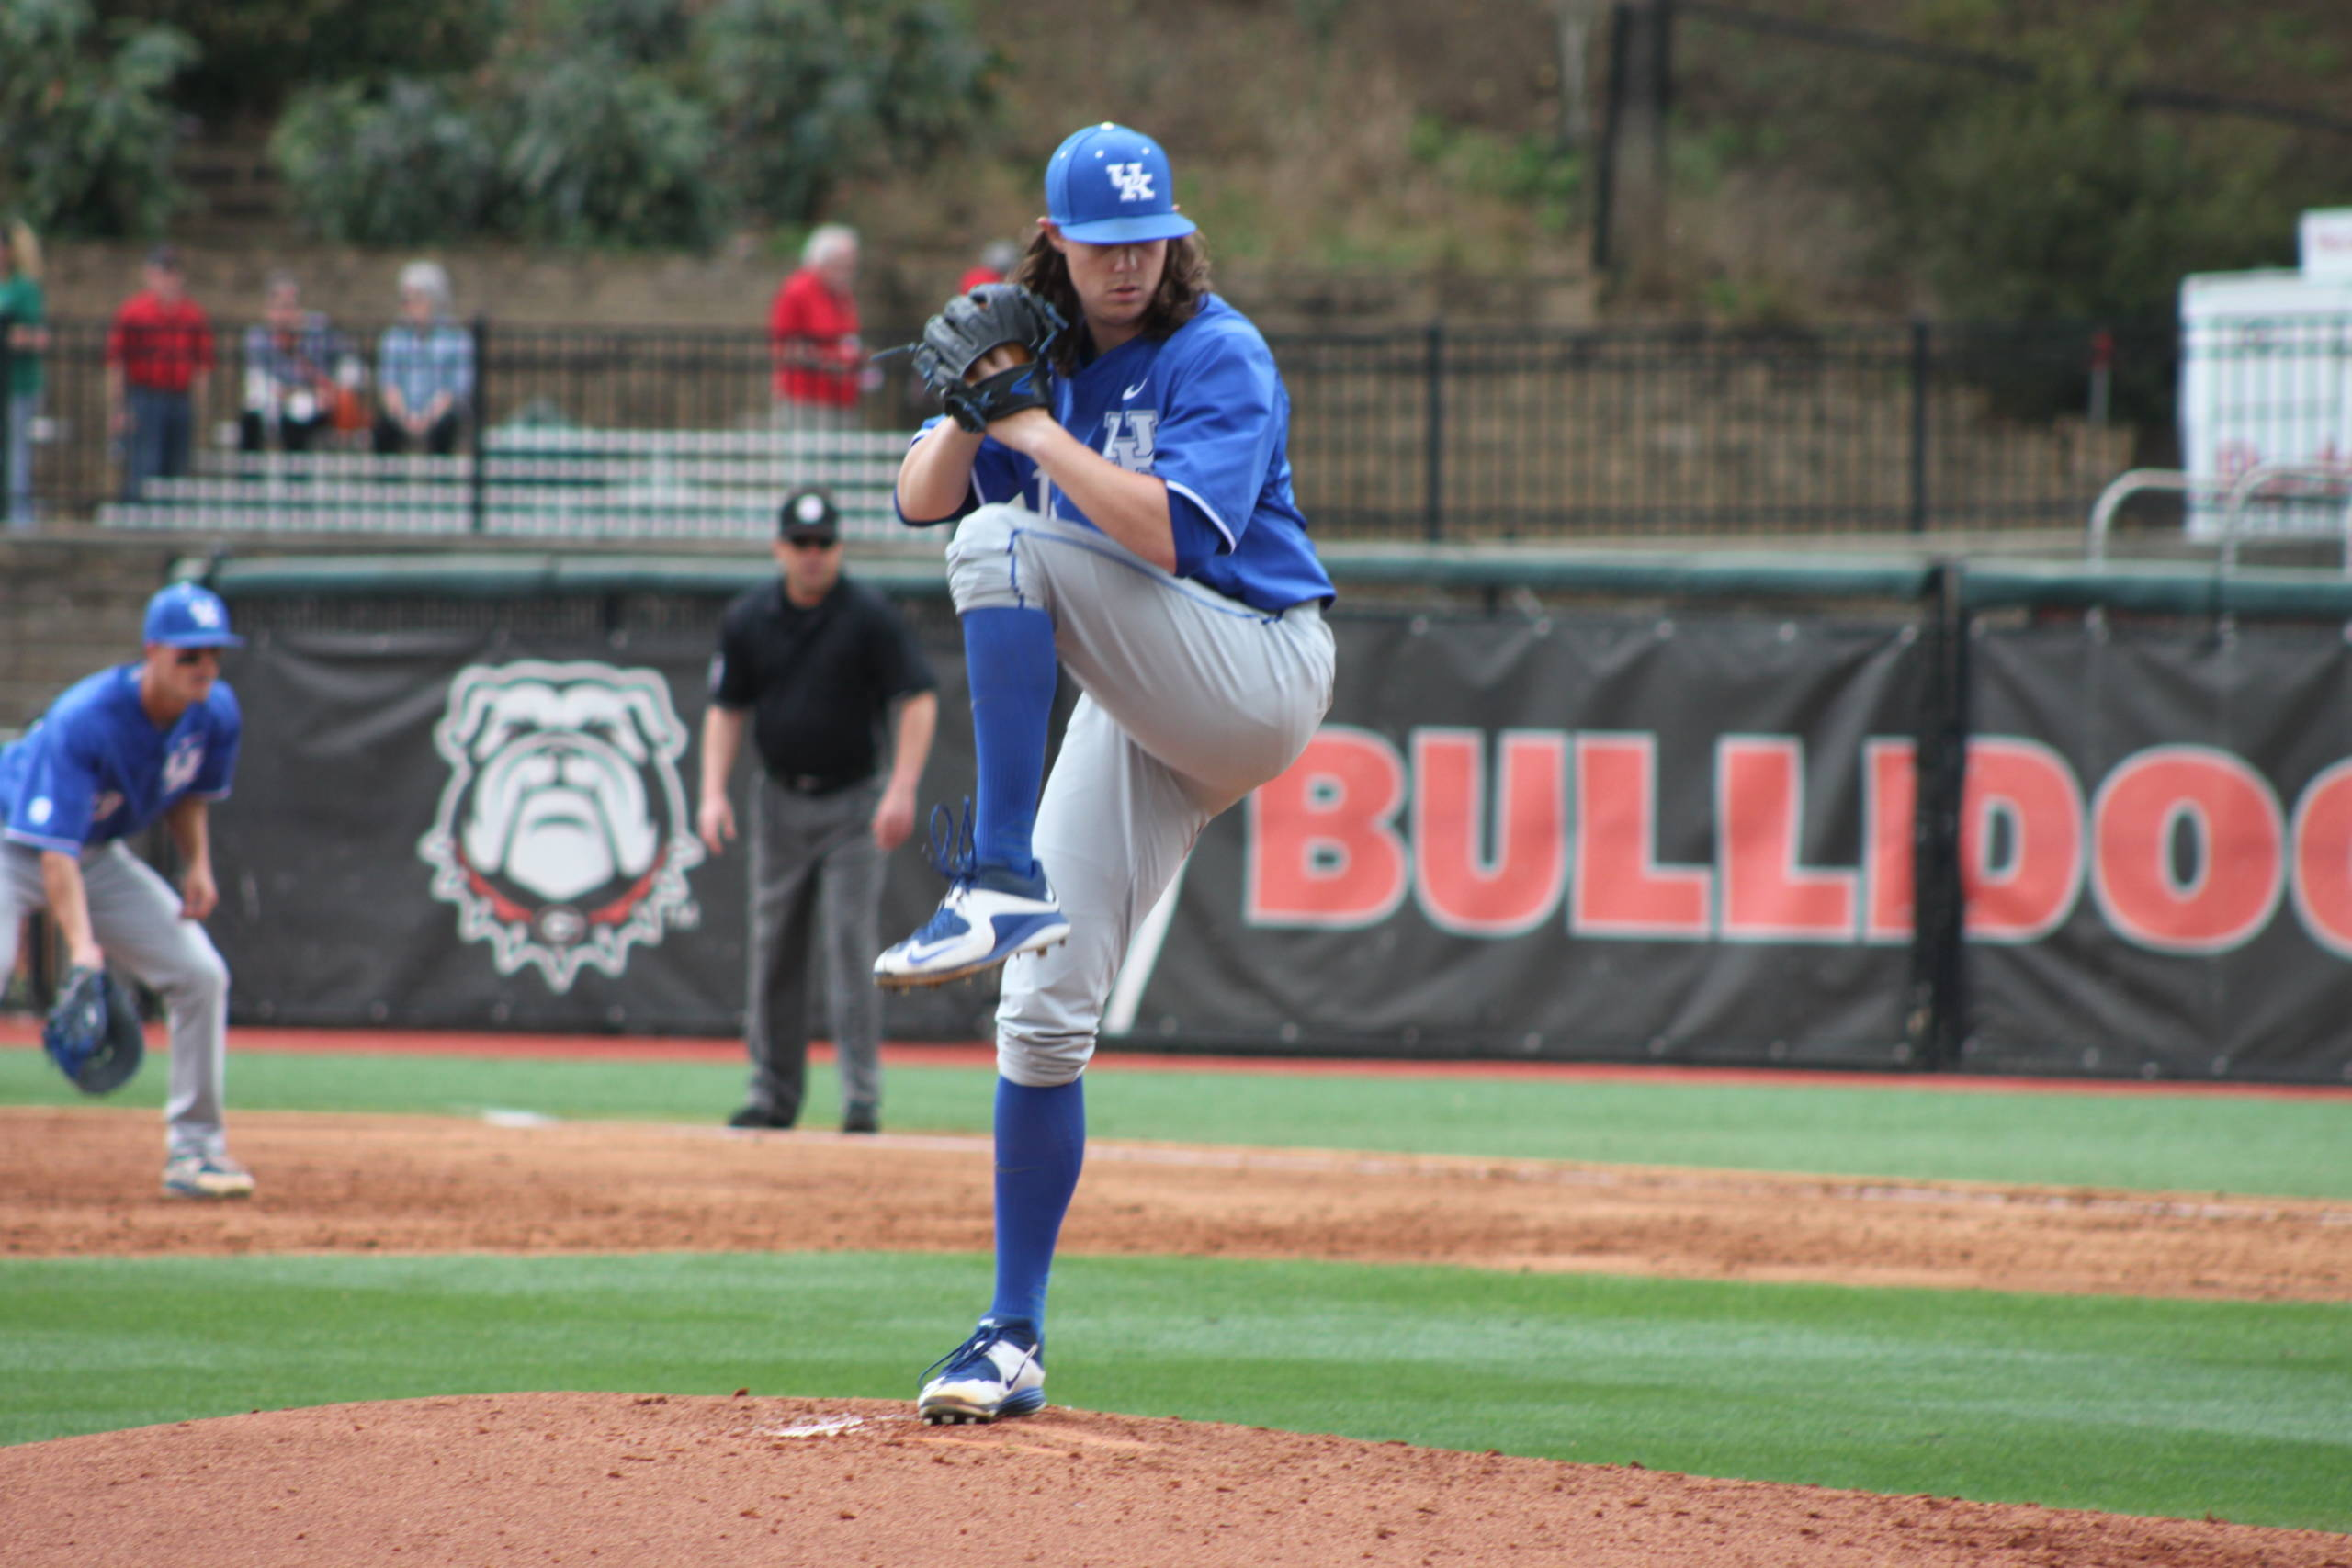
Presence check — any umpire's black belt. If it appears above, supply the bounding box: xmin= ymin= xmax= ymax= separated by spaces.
xmin=770 ymin=770 xmax=871 ymax=797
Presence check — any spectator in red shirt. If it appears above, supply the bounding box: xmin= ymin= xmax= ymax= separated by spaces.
xmin=956 ymin=239 xmax=1021 ymax=297
xmin=768 ymin=224 xmax=865 ymax=427
xmin=106 ymin=246 xmax=215 ymax=502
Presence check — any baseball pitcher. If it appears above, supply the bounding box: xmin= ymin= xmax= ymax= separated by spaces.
xmin=877 ymin=123 xmax=1337 ymax=1422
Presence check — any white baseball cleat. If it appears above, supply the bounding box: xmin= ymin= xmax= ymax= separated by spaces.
xmin=918 ymin=1318 xmax=1046 ymax=1424
xmin=875 ymin=876 xmax=1069 ymax=989
xmin=163 ymin=1152 xmax=255 ymax=1200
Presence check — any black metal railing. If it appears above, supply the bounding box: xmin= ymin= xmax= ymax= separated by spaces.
xmin=2 ymin=313 xmax=2188 ymax=541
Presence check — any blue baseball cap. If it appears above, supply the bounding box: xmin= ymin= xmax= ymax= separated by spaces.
xmin=1044 ymin=123 xmax=1197 ymax=245
xmin=143 ymin=582 xmax=243 ymax=649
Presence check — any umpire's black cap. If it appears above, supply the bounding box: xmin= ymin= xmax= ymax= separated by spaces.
xmin=778 ymin=488 xmax=840 ymax=543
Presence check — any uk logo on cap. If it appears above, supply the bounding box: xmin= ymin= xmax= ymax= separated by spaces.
xmin=1045 ymin=123 xmax=1198 ymax=246
xmin=143 ymin=582 xmax=245 ymax=649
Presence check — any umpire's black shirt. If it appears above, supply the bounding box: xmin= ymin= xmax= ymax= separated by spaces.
xmin=709 ymin=576 xmax=936 ymax=793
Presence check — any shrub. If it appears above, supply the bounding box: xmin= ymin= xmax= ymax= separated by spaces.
xmin=0 ymin=0 xmax=195 ymax=237
xmin=503 ymin=49 xmax=722 ymax=248
xmin=266 ymin=0 xmax=994 ymax=245
xmin=699 ymin=0 xmax=997 ymax=225
xmin=1844 ymin=13 xmax=2324 ymax=321
xmin=546 ymin=0 xmax=693 ymax=64
xmin=106 ymin=0 xmax=504 ymax=119
xmin=269 ymin=76 xmax=505 ymax=245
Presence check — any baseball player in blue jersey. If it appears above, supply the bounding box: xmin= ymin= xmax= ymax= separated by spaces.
xmin=0 ymin=581 xmax=251 ymax=1198
xmin=877 ymin=123 xmax=1337 ymax=1422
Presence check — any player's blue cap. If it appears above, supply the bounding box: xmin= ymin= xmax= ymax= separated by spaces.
xmin=143 ymin=582 xmax=243 ymax=649
xmin=1044 ymin=123 xmax=1197 ymax=245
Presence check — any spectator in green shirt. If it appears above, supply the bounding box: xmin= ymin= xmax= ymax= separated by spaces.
xmin=0 ymin=219 xmax=47 ymax=528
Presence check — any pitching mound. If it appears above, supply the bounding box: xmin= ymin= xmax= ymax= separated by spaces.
xmin=6 ymin=1392 xmax=2347 ymax=1568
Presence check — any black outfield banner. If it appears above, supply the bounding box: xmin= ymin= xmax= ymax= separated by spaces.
xmin=1961 ymin=621 xmax=2352 ymax=1081
xmin=203 ymin=601 xmax=2352 ymax=1081
xmin=209 ymin=625 xmax=992 ymax=1041
xmin=209 ymin=610 xmax=1930 ymax=1063
xmin=1111 ymin=612 xmax=1932 ymax=1066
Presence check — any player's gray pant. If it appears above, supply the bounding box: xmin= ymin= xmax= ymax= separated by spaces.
xmin=1 ymin=840 xmax=232 ymax=1157
xmin=744 ymin=773 xmax=885 ymax=1122
xmin=943 ymin=502 xmax=1337 ymax=1089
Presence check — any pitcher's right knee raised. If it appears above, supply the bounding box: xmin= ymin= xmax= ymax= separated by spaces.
xmin=944 ymin=503 xmax=1039 ymax=615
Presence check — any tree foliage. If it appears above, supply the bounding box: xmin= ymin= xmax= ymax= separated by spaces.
xmin=268 ymin=77 xmax=506 ymax=245
xmin=502 ymin=50 xmax=723 ymax=247
xmin=267 ymin=0 xmax=995 ymax=247
xmin=1817 ymin=5 xmax=2334 ymax=321
xmin=1758 ymin=0 xmax=2324 ymax=324
xmin=105 ymin=0 xmax=503 ymax=119
xmin=698 ymin=0 xmax=998 ymax=225
xmin=0 ymin=0 xmax=195 ymax=238
xmin=547 ymin=0 xmax=695 ymax=69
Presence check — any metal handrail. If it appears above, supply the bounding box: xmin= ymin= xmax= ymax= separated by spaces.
xmin=2219 ymin=462 xmax=2352 ymax=575
xmin=2086 ymin=463 xmax=2352 ymax=570
xmin=2084 ymin=468 xmax=2229 ymax=562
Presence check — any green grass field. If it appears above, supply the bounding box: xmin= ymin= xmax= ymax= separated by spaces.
xmin=4 ymin=1043 xmax=2350 ymax=1532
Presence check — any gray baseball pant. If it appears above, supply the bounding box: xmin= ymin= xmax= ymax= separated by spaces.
xmin=743 ymin=773 xmax=885 ymax=1122
xmin=942 ymin=502 xmax=1336 ymax=1089
xmin=1 ymin=840 xmax=232 ymax=1157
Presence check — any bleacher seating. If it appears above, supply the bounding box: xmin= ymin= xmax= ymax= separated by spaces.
xmin=96 ymin=424 xmax=917 ymax=541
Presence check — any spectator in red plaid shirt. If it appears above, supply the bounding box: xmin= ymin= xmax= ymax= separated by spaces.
xmin=106 ymin=247 xmax=215 ymax=502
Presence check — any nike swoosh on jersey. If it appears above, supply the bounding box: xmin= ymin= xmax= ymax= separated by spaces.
xmin=1121 ymin=381 xmax=1147 ymax=400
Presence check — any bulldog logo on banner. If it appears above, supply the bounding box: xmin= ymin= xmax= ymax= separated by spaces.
xmin=418 ymin=660 xmax=706 ymax=992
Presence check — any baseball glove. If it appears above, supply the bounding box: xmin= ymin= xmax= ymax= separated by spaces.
xmin=910 ymin=283 xmax=1066 ymax=434
xmin=41 ymin=964 xmax=145 ymax=1096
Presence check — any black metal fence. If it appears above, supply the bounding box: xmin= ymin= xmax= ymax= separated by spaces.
xmin=1284 ymin=318 xmax=2170 ymax=537
xmin=4 ymin=313 xmax=2175 ymax=541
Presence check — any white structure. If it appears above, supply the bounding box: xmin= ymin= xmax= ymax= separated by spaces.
xmin=2301 ymin=208 xmax=2352 ymax=283
xmin=2178 ymin=209 xmax=2352 ymax=539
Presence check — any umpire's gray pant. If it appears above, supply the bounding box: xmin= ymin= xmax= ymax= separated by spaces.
xmin=2 ymin=840 xmax=232 ymax=1157
xmin=744 ymin=773 xmax=884 ymax=1122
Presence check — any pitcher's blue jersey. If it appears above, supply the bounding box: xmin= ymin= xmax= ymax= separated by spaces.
xmin=906 ymin=295 xmax=1334 ymax=615
xmin=0 ymin=666 xmax=242 ymax=852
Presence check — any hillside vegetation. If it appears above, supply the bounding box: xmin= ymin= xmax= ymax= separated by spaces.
xmin=15 ymin=0 xmax=2352 ymax=327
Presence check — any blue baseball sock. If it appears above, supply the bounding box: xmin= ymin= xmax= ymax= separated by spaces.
xmin=962 ymin=605 xmax=1057 ymax=884
xmin=988 ymin=1075 xmax=1087 ymax=1337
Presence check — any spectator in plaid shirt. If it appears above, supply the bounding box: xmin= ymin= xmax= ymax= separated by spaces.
xmin=373 ymin=260 xmax=473 ymax=457
xmin=239 ymin=273 xmax=350 ymax=455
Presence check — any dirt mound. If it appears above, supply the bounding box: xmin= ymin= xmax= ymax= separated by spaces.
xmin=6 ymin=1393 xmax=2346 ymax=1568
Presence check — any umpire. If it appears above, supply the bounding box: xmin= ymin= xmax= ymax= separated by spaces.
xmin=697 ymin=488 xmax=938 ymax=1133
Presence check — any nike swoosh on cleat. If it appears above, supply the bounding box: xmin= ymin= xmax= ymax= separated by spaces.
xmin=895 ymin=938 xmax=964 ymax=966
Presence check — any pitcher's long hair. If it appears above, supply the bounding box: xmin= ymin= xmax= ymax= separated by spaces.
xmin=1011 ymin=229 xmax=1211 ymax=373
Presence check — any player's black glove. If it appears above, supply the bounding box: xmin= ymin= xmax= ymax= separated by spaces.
xmin=41 ymin=964 xmax=146 ymax=1096
xmin=906 ymin=283 xmax=1067 ymax=434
